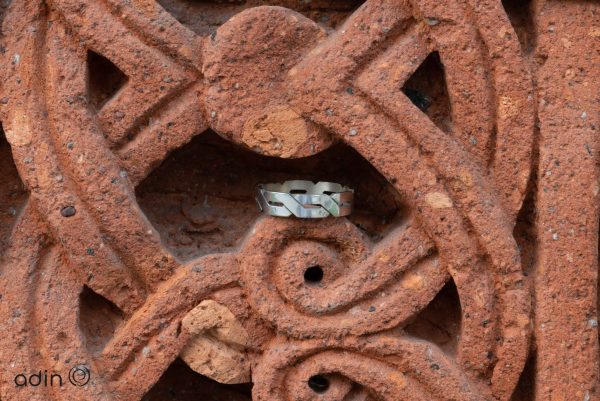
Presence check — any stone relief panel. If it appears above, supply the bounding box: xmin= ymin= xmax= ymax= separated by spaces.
xmin=0 ymin=0 xmax=597 ymax=401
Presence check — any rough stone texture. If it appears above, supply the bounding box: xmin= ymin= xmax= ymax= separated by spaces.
xmin=0 ymin=0 xmax=597 ymax=401
xmin=180 ymin=300 xmax=251 ymax=384
xmin=533 ymin=2 xmax=600 ymax=400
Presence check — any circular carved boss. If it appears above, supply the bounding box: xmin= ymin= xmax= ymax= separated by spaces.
xmin=0 ymin=0 xmax=533 ymax=401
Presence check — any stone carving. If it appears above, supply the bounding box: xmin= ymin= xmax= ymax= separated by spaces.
xmin=0 ymin=0 xmax=597 ymax=401
xmin=180 ymin=300 xmax=250 ymax=384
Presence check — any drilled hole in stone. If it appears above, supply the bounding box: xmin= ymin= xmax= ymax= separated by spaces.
xmin=0 ymin=124 xmax=28 ymax=261
xmin=79 ymin=285 xmax=124 ymax=354
xmin=156 ymin=0 xmax=365 ymax=35
xmin=87 ymin=50 xmax=128 ymax=111
xmin=308 ymin=375 xmax=330 ymax=393
xmin=304 ymin=265 xmax=324 ymax=284
xmin=142 ymin=358 xmax=252 ymax=401
xmin=402 ymin=51 xmax=451 ymax=134
xmin=136 ymin=131 xmax=405 ymax=261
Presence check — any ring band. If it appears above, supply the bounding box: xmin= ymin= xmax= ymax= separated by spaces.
xmin=256 ymin=180 xmax=354 ymax=218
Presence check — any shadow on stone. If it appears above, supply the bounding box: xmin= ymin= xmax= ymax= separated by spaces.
xmin=142 ymin=358 xmax=252 ymax=401
xmin=0 ymin=125 xmax=28 ymax=260
xmin=136 ymin=130 xmax=406 ymax=261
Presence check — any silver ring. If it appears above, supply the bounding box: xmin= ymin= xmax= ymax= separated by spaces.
xmin=256 ymin=180 xmax=354 ymax=218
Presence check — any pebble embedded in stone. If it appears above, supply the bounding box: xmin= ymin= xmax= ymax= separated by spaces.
xmin=60 ymin=206 xmax=76 ymax=217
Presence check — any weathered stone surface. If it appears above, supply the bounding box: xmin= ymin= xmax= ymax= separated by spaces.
xmin=180 ymin=300 xmax=251 ymax=384
xmin=0 ymin=0 xmax=597 ymax=401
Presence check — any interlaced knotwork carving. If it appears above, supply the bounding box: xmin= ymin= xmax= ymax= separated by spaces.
xmin=0 ymin=0 xmax=542 ymax=400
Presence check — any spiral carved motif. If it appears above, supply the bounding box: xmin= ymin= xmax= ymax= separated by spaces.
xmin=2 ymin=0 xmax=596 ymax=401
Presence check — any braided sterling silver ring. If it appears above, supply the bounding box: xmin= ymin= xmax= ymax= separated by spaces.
xmin=256 ymin=180 xmax=354 ymax=218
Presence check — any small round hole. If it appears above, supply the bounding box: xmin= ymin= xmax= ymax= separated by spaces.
xmin=304 ymin=265 xmax=324 ymax=284
xmin=308 ymin=375 xmax=330 ymax=393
